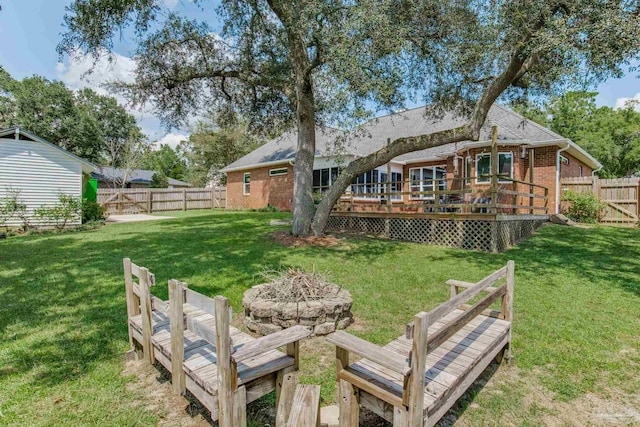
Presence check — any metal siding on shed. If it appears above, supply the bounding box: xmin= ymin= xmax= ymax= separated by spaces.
xmin=0 ymin=137 xmax=83 ymax=226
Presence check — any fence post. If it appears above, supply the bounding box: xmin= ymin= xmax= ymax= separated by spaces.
xmin=211 ymin=188 xmax=215 ymax=209
xmin=513 ymin=180 xmax=518 ymax=214
xmin=490 ymin=125 xmax=498 ymax=214
xmin=182 ymin=189 xmax=187 ymax=211
xmin=146 ymin=190 xmax=152 ymax=213
xmin=118 ymin=191 xmax=123 ymax=215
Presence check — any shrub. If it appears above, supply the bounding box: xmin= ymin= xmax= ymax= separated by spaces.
xmin=34 ymin=194 xmax=82 ymax=229
xmin=149 ymin=172 xmax=169 ymax=188
xmin=0 ymin=190 xmax=28 ymax=231
xmin=562 ymin=191 xmax=606 ymax=223
xmin=82 ymin=199 xmax=106 ymax=223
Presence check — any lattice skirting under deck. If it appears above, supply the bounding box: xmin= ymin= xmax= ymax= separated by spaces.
xmin=326 ymin=215 xmax=547 ymax=252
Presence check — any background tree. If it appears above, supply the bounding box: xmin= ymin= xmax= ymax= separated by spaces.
xmin=58 ymin=0 xmax=409 ymax=236
xmin=0 ymin=67 xmax=145 ymax=165
xmin=141 ymin=144 xmax=187 ymax=180
xmin=178 ymin=115 xmax=261 ymax=186
xmin=516 ymin=91 xmax=640 ymax=177
xmin=149 ymin=172 xmax=169 ymax=188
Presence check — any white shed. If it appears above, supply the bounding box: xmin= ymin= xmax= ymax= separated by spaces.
xmin=0 ymin=127 xmax=95 ymax=227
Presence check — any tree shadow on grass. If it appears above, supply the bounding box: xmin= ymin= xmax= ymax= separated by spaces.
xmin=446 ymin=224 xmax=640 ymax=297
xmin=0 ymin=211 xmax=403 ymax=391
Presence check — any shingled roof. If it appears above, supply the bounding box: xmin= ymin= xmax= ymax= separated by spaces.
xmin=221 ymin=104 xmax=601 ymax=172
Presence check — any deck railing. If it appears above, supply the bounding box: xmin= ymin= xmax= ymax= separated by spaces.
xmin=322 ymin=175 xmax=549 ymax=215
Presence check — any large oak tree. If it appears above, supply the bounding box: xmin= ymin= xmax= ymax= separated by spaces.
xmin=58 ymin=0 xmax=408 ymax=235
xmin=59 ymin=1 xmax=640 ymax=235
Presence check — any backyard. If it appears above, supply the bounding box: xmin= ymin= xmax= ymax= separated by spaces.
xmin=0 ymin=210 xmax=639 ymax=426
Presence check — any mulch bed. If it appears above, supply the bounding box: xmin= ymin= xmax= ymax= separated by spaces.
xmin=272 ymin=231 xmax=342 ymax=248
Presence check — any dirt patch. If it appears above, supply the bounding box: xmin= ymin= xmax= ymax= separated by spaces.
xmin=122 ymin=360 xmax=211 ymax=427
xmin=272 ymin=231 xmax=342 ymax=248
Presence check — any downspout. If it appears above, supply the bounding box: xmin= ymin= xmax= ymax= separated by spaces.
xmin=555 ymin=142 xmax=570 ymax=215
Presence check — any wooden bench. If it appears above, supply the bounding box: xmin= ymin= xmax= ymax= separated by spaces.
xmin=123 ymin=258 xmax=313 ymax=427
xmin=327 ymin=261 xmax=515 ymax=427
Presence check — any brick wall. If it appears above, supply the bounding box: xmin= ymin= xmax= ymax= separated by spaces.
xmin=560 ymin=152 xmax=593 ymax=178
xmin=226 ymin=164 xmax=294 ymax=210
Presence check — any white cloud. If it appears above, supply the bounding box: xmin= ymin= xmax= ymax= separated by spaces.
xmin=154 ymin=132 xmax=188 ymax=149
xmin=614 ymin=93 xmax=640 ymax=111
xmin=56 ymin=50 xmax=136 ymax=96
xmin=162 ymin=0 xmax=180 ymax=8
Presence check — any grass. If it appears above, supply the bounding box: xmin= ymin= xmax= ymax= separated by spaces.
xmin=0 ymin=210 xmax=639 ymax=426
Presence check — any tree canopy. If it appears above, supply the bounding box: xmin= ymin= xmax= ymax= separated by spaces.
xmin=0 ymin=67 xmax=145 ymax=165
xmin=516 ymin=91 xmax=640 ymax=178
xmin=59 ymin=0 xmax=640 ymax=235
xmin=140 ymin=143 xmax=187 ymax=180
xmin=178 ymin=115 xmax=260 ymax=187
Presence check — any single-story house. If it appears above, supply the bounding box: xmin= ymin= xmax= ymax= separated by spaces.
xmin=0 ymin=127 xmax=96 ymax=226
xmin=220 ymin=104 xmax=601 ymax=214
xmin=92 ymin=166 xmax=191 ymax=189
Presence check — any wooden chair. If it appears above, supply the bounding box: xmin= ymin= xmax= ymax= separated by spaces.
xmin=123 ymin=258 xmax=312 ymax=427
xmin=327 ymin=261 xmax=515 ymax=427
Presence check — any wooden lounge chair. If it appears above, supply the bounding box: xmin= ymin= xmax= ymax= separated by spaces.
xmin=123 ymin=258 xmax=312 ymax=427
xmin=327 ymin=261 xmax=515 ymax=427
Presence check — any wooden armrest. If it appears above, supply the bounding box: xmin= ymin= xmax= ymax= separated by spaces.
xmin=447 ymin=279 xmax=497 ymax=292
xmin=327 ymin=330 xmax=411 ymax=376
xmin=231 ymin=325 xmax=311 ymax=364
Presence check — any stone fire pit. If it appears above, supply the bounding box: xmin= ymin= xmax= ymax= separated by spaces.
xmin=242 ymin=280 xmax=353 ymax=336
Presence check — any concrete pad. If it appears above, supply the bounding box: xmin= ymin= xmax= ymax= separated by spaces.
xmin=106 ymin=214 xmax=175 ymax=223
xmin=320 ymin=405 xmax=339 ymax=427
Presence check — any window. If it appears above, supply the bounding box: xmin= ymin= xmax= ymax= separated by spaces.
xmin=409 ymin=166 xmax=447 ymax=199
xmin=476 ymin=153 xmax=513 ymax=183
xmin=579 ymin=165 xmax=583 ymax=177
xmin=476 ymin=154 xmax=491 ymax=183
xmin=243 ymin=172 xmax=250 ymax=195
xmin=498 ymin=152 xmax=513 ymax=183
xmin=312 ymin=167 xmax=340 ymax=192
xmin=349 ymin=169 xmax=403 ymax=199
xmin=269 ymin=167 xmax=288 ymax=176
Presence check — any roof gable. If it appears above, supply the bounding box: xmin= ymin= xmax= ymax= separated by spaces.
xmin=0 ymin=127 xmax=96 ymax=173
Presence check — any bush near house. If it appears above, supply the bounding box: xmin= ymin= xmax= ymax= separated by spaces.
xmin=82 ymin=199 xmax=107 ymax=223
xmin=34 ymin=194 xmax=83 ymax=230
xmin=562 ymin=190 xmax=607 ymax=223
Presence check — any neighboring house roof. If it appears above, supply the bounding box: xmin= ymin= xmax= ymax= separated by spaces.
xmin=0 ymin=126 xmax=96 ymax=174
xmin=221 ymin=104 xmax=602 ymax=172
xmin=92 ymin=166 xmax=191 ymax=187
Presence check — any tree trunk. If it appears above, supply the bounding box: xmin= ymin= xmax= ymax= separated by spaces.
xmin=291 ymin=80 xmax=317 ymax=236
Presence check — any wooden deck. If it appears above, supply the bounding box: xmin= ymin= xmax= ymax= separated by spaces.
xmin=348 ymin=310 xmax=510 ymax=425
xmin=129 ymin=303 xmax=295 ymax=418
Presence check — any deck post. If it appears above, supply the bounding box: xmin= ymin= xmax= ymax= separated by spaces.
xmin=529 ymin=149 xmax=535 ymax=214
xmin=169 ymin=279 xmax=186 ymax=395
xmin=490 ymin=126 xmax=498 ymax=214
xmin=139 ymin=267 xmax=154 ymax=364
xmin=215 ymin=296 xmax=237 ymax=427
xmin=408 ymin=311 xmax=429 ymax=427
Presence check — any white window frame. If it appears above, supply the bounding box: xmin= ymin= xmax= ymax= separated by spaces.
xmin=497 ymin=152 xmax=514 ymax=183
xmin=243 ymin=172 xmax=250 ymax=195
xmin=409 ymin=165 xmax=446 ymax=200
xmin=476 ymin=153 xmax=491 ymax=184
xmin=269 ymin=167 xmax=288 ymax=176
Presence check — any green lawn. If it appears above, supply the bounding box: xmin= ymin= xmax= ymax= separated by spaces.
xmin=1 ymin=211 xmax=639 ymax=426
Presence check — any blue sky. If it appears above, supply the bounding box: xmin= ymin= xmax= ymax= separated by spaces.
xmin=1 ymin=0 xmax=639 ymax=148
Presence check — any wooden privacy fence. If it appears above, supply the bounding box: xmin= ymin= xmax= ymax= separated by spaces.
xmin=560 ymin=176 xmax=639 ymax=224
xmin=98 ymin=187 xmax=226 ymax=215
